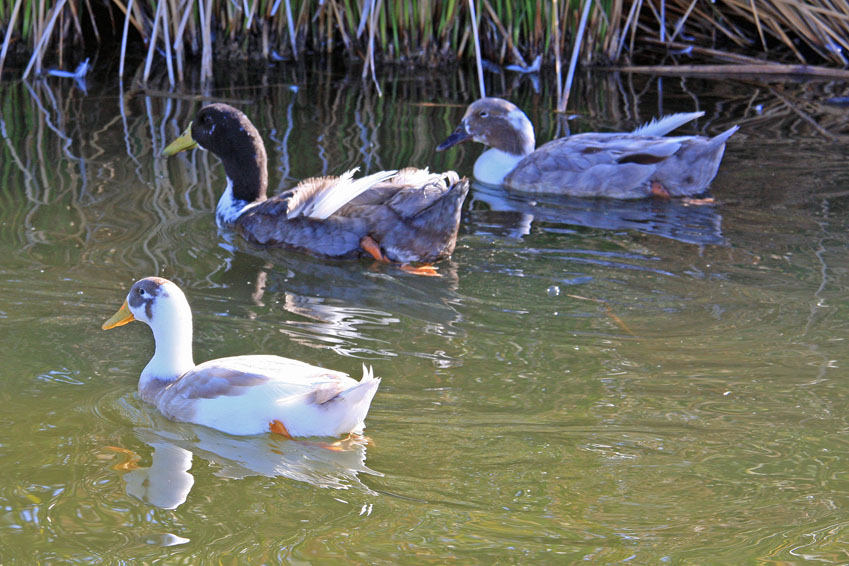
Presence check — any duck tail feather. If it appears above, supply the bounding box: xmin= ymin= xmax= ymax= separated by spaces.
xmin=307 ymin=169 xmax=398 ymax=220
xmin=330 ymin=365 xmax=380 ymax=433
xmin=711 ymin=125 xmax=739 ymax=145
xmin=631 ymin=111 xmax=705 ymax=136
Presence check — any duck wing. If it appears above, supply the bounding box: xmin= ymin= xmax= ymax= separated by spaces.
xmin=380 ymin=169 xmax=463 ymax=219
xmin=158 ymin=356 xmax=378 ymax=437
xmin=233 ymin=170 xmax=396 ymax=257
xmin=234 ymin=168 xmax=468 ymax=262
xmin=506 ymin=134 xmax=686 ymax=198
xmin=506 ymin=122 xmax=738 ymax=198
xmin=285 ymin=168 xmax=398 ymax=220
xmin=171 ymin=355 xmax=349 ymax=399
xmin=630 ymin=111 xmax=704 ymax=136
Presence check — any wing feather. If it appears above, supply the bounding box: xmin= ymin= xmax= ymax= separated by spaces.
xmin=630 ymin=111 xmax=704 ymax=136
xmin=168 ymin=355 xmax=349 ymax=400
xmin=286 ymin=168 xmax=399 ymax=220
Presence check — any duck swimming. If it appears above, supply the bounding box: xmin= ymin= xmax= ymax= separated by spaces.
xmin=163 ymin=103 xmax=469 ymax=274
xmin=102 ymin=276 xmax=380 ymax=437
xmin=436 ymin=97 xmax=738 ymax=199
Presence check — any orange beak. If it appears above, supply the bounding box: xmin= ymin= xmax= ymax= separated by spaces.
xmin=102 ymin=300 xmax=135 ymax=330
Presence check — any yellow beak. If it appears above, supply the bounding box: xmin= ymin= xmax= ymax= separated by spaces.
xmin=102 ymin=300 xmax=136 ymax=330
xmin=162 ymin=123 xmax=197 ymax=156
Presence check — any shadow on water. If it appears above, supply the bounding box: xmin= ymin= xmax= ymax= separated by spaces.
xmin=5 ymin=60 xmax=849 ymax=562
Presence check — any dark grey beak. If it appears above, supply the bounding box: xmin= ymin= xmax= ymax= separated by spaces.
xmin=436 ymin=124 xmax=473 ymax=151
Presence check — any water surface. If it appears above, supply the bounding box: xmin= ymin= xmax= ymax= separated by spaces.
xmin=2 ymin=61 xmax=849 ymax=563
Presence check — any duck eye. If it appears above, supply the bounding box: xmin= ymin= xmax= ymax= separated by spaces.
xmin=479 ymin=111 xmax=488 ymax=118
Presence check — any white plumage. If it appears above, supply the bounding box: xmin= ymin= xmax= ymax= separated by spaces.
xmin=102 ymin=276 xmax=380 ymax=437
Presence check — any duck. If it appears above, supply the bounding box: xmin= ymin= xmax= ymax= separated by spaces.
xmin=436 ymin=97 xmax=739 ymax=199
xmin=102 ymin=276 xmax=381 ymax=438
xmin=163 ymin=103 xmax=469 ymax=275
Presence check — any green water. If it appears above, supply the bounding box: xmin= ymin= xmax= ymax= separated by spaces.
xmin=2 ymin=62 xmax=849 ymax=564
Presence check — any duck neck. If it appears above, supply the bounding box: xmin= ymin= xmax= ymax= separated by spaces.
xmin=140 ymin=306 xmax=195 ymax=404
xmin=216 ymin=177 xmax=259 ymax=227
xmin=474 ymin=149 xmax=527 ymax=185
xmin=214 ymin=137 xmax=268 ymax=226
xmin=475 ymin=110 xmax=535 ymax=184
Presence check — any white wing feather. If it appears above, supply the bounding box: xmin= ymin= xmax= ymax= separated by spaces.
xmin=631 ymin=111 xmax=704 ymax=136
xmin=288 ymin=168 xmax=399 ymax=220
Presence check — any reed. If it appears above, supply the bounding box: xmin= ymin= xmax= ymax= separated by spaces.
xmin=3 ymin=0 xmax=849 ymax=84
xmin=0 ymin=0 xmax=613 ymax=82
xmin=622 ymin=0 xmax=849 ymax=67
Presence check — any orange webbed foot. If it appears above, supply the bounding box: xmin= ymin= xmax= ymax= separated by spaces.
xmin=400 ymin=263 xmax=441 ymax=277
xmin=650 ymin=181 xmax=671 ymax=199
xmin=269 ymin=419 xmax=292 ymax=438
xmin=360 ymin=236 xmax=390 ymax=263
xmin=682 ymin=196 xmax=716 ymax=206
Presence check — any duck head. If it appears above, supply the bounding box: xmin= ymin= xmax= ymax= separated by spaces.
xmin=436 ymin=98 xmax=536 ymax=157
xmin=163 ymin=103 xmax=269 ymax=204
xmin=102 ymin=277 xmax=190 ymax=330
xmin=103 ymin=277 xmax=195 ymax=390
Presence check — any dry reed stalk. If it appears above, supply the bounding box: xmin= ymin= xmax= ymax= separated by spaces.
xmin=468 ymin=0 xmax=485 ymax=97
xmin=0 ymin=0 xmax=24 ymax=78
xmin=200 ymin=0 xmax=212 ymax=82
xmin=23 ymin=0 xmax=68 ymax=78
xmin=160 ymin=0 xmax=175 ymax=85
xmin=558 ymin=0 xmax=592 ymax=113
xmin=363 ymin=0 xmax=382 ymax=96
xmin=173 ymin=0 xmax=194 ymax=82
xmin=143 ymin=0 xmax=161 ymax=83
xmin=748 ymin=0 xmax=767 ymax=51
xmin=112 ymin=0 xmax=146 ymax=38
xmin=553 ymin=0 xmax=562 ymax=102
xmin=642 ymin=37 xmax=770 ymax=64
xmin=667 ymin=0 xmax=697 ymax=44
xmin=284 ymin=0 xmax=297 ymax=59
xmin=481 ymin=0 xmax=526 ymax=67
xmin=118 ymin=0 xmax=134 ymax=79
xmin=612 ymin=63 xmax=849 ymax=79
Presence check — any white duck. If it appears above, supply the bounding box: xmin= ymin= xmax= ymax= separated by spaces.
xmin=102 ymin=276 xmax=380 ymax=437
xmin=436 ymin=97 xmax=738 ymax=199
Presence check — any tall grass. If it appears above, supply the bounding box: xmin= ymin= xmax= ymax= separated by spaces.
xmin=0 ymin=0 xmax=614 ymax=84
xmin=3 ymin=0 xmax=849 ymax=85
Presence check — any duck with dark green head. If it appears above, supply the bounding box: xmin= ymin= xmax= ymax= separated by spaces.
xmin=164 ymin=103 xmax=469 ymax=275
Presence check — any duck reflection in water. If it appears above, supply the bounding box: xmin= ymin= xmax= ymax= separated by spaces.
xmin=215 ymin=248 xmax=465 ymax=349
xmin=467 ymin=181 xmax=726 ymax=246
xmin=108 ymin=420 xmax=379 ymax=510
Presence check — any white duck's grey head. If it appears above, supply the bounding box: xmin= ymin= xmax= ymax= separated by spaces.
xmin=436 ymin=98 xmax=536 ymax=157
xmin=163 ymin=103 xmax=269 ymax=205
xmin=102 ymin=277 xmax=191 ymax=330
xmin=127 ymin=277 xmax=187 ymax=326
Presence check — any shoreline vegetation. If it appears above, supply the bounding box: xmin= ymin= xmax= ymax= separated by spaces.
xmin=3 ymin=0 xmax=849 ymax=90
